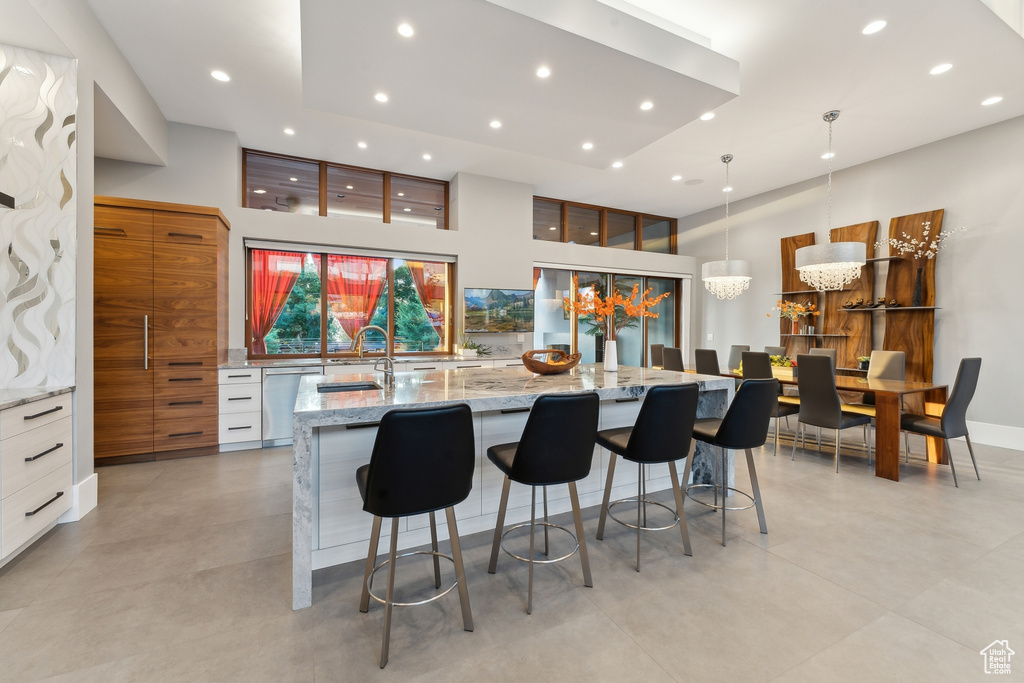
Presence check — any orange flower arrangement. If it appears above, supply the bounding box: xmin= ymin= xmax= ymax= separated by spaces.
xmin=563 ymin=275 xmax=670 ymax=341
xmin=768 ymin=300 xmax=821 ymax=321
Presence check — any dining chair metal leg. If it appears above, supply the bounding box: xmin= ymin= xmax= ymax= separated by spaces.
xmin=946 ymin=439 xmax=960 ymax=488
xmin=568 ymin=482 xmax=593 ymax=587
xmin=791 ymin=423 xmax=801 ymax=461
xmin=668 ymin=460 xmax=692 ymax=556
xmin=527 ymin=486 xmax=536 ymax=614
xmin=835 ymin=428 xmax=841 ymax=473
xmin=488 ymin=476 xmax=512 ymax=574
xmin=817 ymin=426 xmax=822 ymax=453
xmin=379 ymin=517 xmax=400 ymax=668
xmin=596 ymin=452 xmax=618 ymax=541
xmin=542 ymin=486 xmax=550 ymax=557
xmin=905 ymin=432 xmax=911 ymax=462
xmin=360 ymin=515 xmax=383 ymax=613
xmin=745 ymin=448 xmax=768 ymax=534
xmin=773 ymin=418 xmax=780 ymax=456
xmin=429 ymin=511 xmax=441 ymax=589
xmin=444 ymin=506 xmax=474 ymax=632
xmin=965 ymin=435 xmax=981 ymax=480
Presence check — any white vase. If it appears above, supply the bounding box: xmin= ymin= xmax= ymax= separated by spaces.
xmin=604 ymin=340 xmax=618 ymax=372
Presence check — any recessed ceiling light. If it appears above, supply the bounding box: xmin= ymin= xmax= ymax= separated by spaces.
xmin=490 ymin=120 xmax=502 ymax=129
xmin=640 ymin=101 xmax=654 ymax=111
xmin=722 ymin=186 xmax=733 ymax=193
xmin=422 ymin=153 xmax=432 ymax=160
xmin=930 ymin=63 xmax=952 ymax=75
xmin=582 ymin=142 xmax=593 ymax=150
xmin=590 ymin=231 xmax=599 ymax=236
xmin=982 ymin=96 xmax=1003 ymax=106
xmin=821 ymin=152 xmax=835 ymax=160
xmin=397 ymin=23 xmax=414 ymax=37
xmin=374 ymin=92 xmax=389 ymax=103
xmin=700 ymin=112 xmax=715 ymax=121
xmin=289 ymin=177 xmax=298 ymax=182
xmin=398 ymin=192 xmax=405 ymax=196
xmin=612 ymin=161 xmax=623 ymax=168
xmin=211 ymin=70 xmax=230 ymax=82
xmin=536 ymin=66 xmax=551 ymax=78
xmin=253 ymin=189 xmax=267 ymax=194
xmin=346 ymin=185 xmax=354 ymax=190
xmin=357 ymin=141 xmax=367 ymax=148
xmin=671 ymin=175 xmax=682 ymax=181
xmin=284 ymin=128 xmax=295 ymax=135
xmin=403 ymin=208 xmax=412 ymax=212
xmin=862 ymin=20 xmax=886 ymax=35
xmin=549 ymin=226 xmax=557 ymax=231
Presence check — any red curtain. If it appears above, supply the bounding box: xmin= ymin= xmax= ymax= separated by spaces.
xmin=405 ymin=261 xmax=446 ymax=328
xmin=326 ymin=255 xmax=388 ymax=339
xmin=251 ymin=250 xmax=305 ymax=354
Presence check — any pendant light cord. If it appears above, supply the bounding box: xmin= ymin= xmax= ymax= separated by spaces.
xmin=827 ymin=117 xmax=833 ymax=244
xmin=724 ymin=158 xmax=731 ymax=259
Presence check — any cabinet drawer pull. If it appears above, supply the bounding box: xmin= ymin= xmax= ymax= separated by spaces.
xmin=24 ymin=405 xmax=63 ymax=420
xmin=412 ymin=366 xmax=437 ymax=370
xmin=228 ymin=374 xmax=252 ymax=379
xmin=95 ymin=226 xmax=127 ymax=236
xmin=26 ymin=491 xmax=64 ymax=517
xmin=227 ymin=396 xmax=252 ymax=401
xmin=25 ymin=443 xmax=64 ymax=462
xmin=167 ymin=232 xmax=203 ymax=239
xmin=168 ymin=431 xmax=202 ymax=438
xmin=500 ymin=407 xmax=530 ymax=414
xmin=345 ymin=422 xmax=380 ymax=430
xmin=168 ymin=400 xmax=203 ymax=406
xmin=615 ymin=397 xmax=640 ymax=403
xmin=456 ymin=365 xmax=481 ymax=369
xmin=168 ymin=377 xmax=203 ymax=382
xmin=169 ymin=361 xmax=204 ymax=366
xmin=228 ymin=425 xmax=253 ymax=431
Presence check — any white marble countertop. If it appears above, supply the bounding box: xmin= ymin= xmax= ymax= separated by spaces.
xmin=294 ymin=364 xmax=733 ymax=427
xmin=220 ymin=353 xmax=522 ymax=370
xmin=0 ymin=386 xmax=74 ymax=411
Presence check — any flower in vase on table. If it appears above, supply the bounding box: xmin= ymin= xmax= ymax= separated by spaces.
xmin=563 ymin=275 xmax=670 ymax=341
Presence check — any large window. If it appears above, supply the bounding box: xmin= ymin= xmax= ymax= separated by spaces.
xmin=248 ymin=247 xmax=450 ymax=358
xmin=243 ymin=149 xmax=448 ymax=229
xmin=533 ymin=267 xmax=680 ymax=366
xmin=533 ymin=197 xmax=676 ymax=254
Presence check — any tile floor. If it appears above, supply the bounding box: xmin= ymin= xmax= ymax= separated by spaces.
xmin=1 ymin=432 xmax=1022 ymax=681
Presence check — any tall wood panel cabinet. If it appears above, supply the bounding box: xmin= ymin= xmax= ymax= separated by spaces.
xmin=93 ymin=197 xmax=229 ymax=461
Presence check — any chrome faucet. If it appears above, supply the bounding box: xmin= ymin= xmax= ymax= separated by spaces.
xmin=374 ymin=356 xmax=396 ymax=389
xmin=351 ymin=325 xmax=388 ymax=359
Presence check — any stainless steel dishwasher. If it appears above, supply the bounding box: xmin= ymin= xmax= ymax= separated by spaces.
xmin=262 ymin=366 xmax=324 ymax=446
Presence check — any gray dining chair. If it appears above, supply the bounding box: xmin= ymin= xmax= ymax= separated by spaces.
xmin=742 ymin=351 xmax=798 ymax=456
xmin=662 ymin=347 xmax=684 ymax=372
xmin=649 ymin=343 xmax=664 ymax=368
xmin=792 ymin=354 xmax=873 ymax=471
xmin=764 ymin=346 xmax=786 ymax=358
xmin=727 ymin=345 xmax=750 ymax=372
xmin=808 ymin=347 xmax=836 ymax=372
xmin=694 ymin=349 xmax=719 ymax=376
xmin=900 ymin=358 xmax=982 ymax=487
xmin=844 ymin=350 xmax=909 ymax=456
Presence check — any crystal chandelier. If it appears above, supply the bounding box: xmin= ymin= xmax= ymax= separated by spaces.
xmin=795 ymin=111 xmax=865 ymax=291
xmin=702 ymin=154 xmax=752 ymax=300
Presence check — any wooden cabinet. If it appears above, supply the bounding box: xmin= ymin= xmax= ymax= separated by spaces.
xmin=93 ymin=197 xmax=229 ymax=460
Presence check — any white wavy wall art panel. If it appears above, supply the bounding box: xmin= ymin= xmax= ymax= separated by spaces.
xmin=0 ymin=44 xmax=77 ymax=388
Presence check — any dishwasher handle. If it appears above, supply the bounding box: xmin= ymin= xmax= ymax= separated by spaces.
xmin=264 ymin=369 xmax=323 ymax=376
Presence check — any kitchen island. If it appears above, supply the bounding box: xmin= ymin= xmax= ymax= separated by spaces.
xmin=291 ymin=364 xmax=734 ymax=609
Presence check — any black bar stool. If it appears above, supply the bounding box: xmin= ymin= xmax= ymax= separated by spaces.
xmin=356 ymin=403 xmax=476 ymax=668
xmin=595 ymin=383 xmax=700 ymax=571
xmin=486 ymin=392 xmax=600 ymax=614
xmin=687 ymin=378 xmax=777 ymax=546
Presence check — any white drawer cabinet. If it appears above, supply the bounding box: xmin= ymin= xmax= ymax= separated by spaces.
xmin=218 ymin=369 xmax=262 ymax=446
xmin=443 ymin=360 xmax=494 ymax=370
xmin=1 ymin=392 xmax=74 ymax=562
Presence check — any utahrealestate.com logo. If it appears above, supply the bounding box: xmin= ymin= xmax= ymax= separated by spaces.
xmin=980 ymin=640 xmax=1014 ymax=675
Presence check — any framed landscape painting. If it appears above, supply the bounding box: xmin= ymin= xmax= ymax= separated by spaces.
xmin=464 ymin=288 xmax=535 ymax=332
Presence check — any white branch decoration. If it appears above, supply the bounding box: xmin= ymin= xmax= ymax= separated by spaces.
xmin=876 ymin=221 xmax=966 ymax=262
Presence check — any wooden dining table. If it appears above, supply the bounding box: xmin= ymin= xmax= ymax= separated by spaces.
xmin=703 ymin=368 xmax=949 ymax=482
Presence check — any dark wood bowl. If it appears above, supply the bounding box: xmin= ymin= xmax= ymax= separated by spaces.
xmin=521 ymin=349 xmax=582 ymax=375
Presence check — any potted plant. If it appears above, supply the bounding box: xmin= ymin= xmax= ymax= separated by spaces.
xmin=857 ymin=355 xmax=871 ymax=371
xmin=458 ymin=333 xmax=491 ymax=357
xmin=769 ymin=354 xmax=798 ymax=380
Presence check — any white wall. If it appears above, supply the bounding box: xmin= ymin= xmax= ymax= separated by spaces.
xmin=679 ymin=115 xmax=1024 ymax=441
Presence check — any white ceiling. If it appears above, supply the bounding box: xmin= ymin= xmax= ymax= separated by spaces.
xmin=85 ymin=0 xmax=1024 ymax=222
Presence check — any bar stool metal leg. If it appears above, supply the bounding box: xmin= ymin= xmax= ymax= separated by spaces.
xmin=668 ymin=459 xmax=692 ymax=556
xmin=745 ymin=449 xmax=768 ymax=535
xmin=429 ymin=511 xmax=441 ymax=589
xmin=542 ymin=486 xmax=549 ymax=557
xmin=527 ymin=487 xmax=537 ymax=614
xmin=568 ymin=481 xmax=592 ymax=588
xmin=444 ymin=506 xmax=474 ymax=632
xmin=721 ymin=446 xmax=727 ymax=546
xmin=380 ymin=517 xmax=400 ymax=668
xmin=488 ymin=476 xmax=512 ymax=574
xmin=636 ymin=465 xmax=643 ymax=571
xmin=360 ymin=515 xmax=383 ymax=613
xmin=596 ymin=451 xmax=618 ymax=541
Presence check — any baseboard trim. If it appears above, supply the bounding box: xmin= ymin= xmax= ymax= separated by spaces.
xmin=967 ymin=420 xmax=1024 ymax=452
xmin=58 ymin=473 xmax=98 ymax=522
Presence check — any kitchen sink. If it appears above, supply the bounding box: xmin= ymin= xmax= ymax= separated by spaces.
xmin=317 ymin=380 xmax=383 ymax=393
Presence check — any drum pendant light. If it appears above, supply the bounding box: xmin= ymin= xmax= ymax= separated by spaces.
xmin=702 ymin=154 xmax=752 ymax=300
